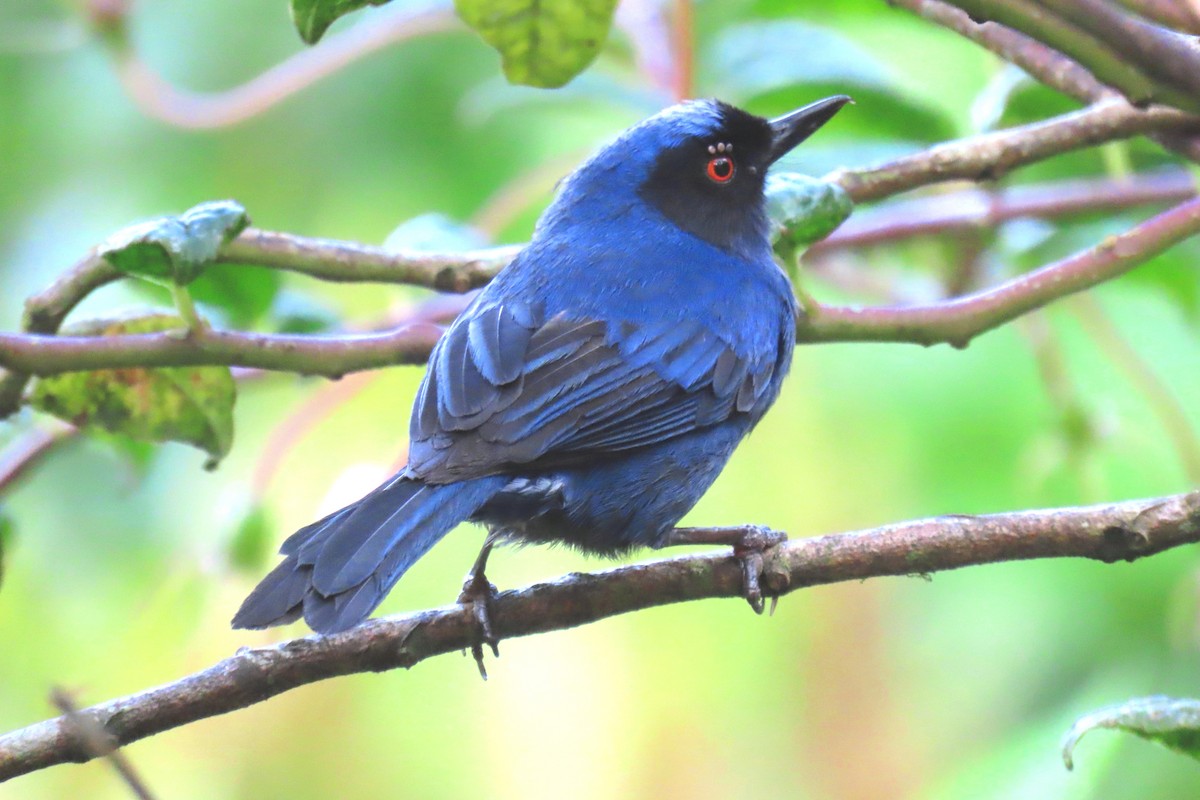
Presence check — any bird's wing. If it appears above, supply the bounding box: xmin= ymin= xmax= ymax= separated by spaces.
xmin=407 ymin=300 xmax=780 ymax=482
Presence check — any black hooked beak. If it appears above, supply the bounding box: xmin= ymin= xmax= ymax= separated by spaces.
xmin=767 ymin=95 xmax=852 ymax=164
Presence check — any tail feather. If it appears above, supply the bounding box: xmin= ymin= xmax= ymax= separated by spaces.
xmin=311 ymin=482 xmax=435 ymax=595
xmin=232 ymin=474 xmax=505 ymax=634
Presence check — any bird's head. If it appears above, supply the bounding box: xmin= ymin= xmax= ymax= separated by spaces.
xmin=545 ymin=96 xmax=850 ymax=260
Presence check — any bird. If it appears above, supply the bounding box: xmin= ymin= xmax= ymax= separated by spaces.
xmin=233 ymin=95 xmax=851 ymax=671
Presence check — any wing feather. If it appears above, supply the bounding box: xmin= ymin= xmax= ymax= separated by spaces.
xmin=408 ymin=302 xmax=777 ymax=481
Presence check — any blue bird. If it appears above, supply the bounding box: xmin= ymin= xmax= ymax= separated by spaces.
xmin=232 ymin=96 xmax=850 ymax=667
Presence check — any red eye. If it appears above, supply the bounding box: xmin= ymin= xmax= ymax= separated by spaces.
xmin=706 ymin=156 xmax=735 ymax=183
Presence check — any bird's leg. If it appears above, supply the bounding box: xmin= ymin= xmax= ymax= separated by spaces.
xmin=655 ymin=525 xmax=787 ymax=615
xmin=458 ymin=531 xmax=501 ymax=679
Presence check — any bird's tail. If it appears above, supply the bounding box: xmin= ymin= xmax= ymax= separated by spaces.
xmin=232 ymin=473 xmax=506 ymax=634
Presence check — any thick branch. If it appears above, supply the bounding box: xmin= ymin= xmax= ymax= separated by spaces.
xmin=797 ymin=195 xmax=1200 ymax=347
xmin=1 ymin=490 xmax=1195 ymax=782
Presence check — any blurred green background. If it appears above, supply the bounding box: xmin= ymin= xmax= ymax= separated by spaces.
xmin=1 ymin=0 xmax=1199 ymax=797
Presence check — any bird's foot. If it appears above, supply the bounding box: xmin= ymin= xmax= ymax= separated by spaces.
xmin=458 ymin=570 xmax=500 ymax=679
xmin=657 ymin=524 xmax=788 ymax=615
xmin=731 ymin=526 xmax=788 ymax=615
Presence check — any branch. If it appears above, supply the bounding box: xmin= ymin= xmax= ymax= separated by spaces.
xmin=1037 ymin=0 xmax=1200 ymax=102
xmin=796 ymin=195 xmax=1200 ymax=346
xmin=1 ymin=98 xmax=1195 ymax=397
xmin=0 ymin=233 xmax=515 ymax=415
xmin=0 ymin=323 xmax=444 ymax=378
xmin=1071 ymin=295 xmax=1200 ymax=484
xmin=219 ymin=229 xmax=518 ymax=292
xmin=829 ymin=97 xmax=1197 ymax=203
xmin=891 ymin=0 xmax=1110 ymax=101
xmin=809 ymin=168 xmax=1196 ymax=254
xmin=4 ymin=193 xmax=1197 ymax=374
xmin=95 ymin=2 xmax=462 ymax=129
xmin=1115 ymin=0 xmax=1200 ymax=34
xmin=1 ymin=490 xmax=1195 ymax=783
xmin=50 ymin=689 xmax=157 ymax=800
xmin=0 ymin=425 xmax=75 ymax=493
xmin=936 ymin=0 xmax=1199 ymax=111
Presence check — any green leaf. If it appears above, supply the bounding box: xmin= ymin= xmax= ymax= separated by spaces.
xmin=30 ymin=313 xmax=237 ymax=468
xmin=1063 ymin=696 xmax=1200 ymax=769
xmin=767 ymin=173 xmax=854 ymax=257
xmin=229 ymin=502 xmax=273 ymax=573
xmin=291 ymin=0 xmax=389 ymax=44
xmin=100 ymin=200 xmax=250 ymax=288
xmin=188 ymin=266 xmax=282 ymax=328
xmin=455 ymin=0 xmax=618 ymax=88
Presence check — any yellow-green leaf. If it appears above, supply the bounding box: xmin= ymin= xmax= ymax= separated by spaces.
xmin=31 ymin=313 xmax=236 ymax=467
xmin=455 ymin=0 xmax=618 ymax=88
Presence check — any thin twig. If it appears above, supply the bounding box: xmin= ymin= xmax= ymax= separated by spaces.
xmin=1116 ymin=0 xmax=1200 ymax=34
xmin=809 ymin=168 xmax=1196 ymax=255
xmin=0 ymin=257 xmax=121 ymax=416
xmin=1037 ymin=0 xmax=1200 ymax=101
xmin=1071 ymin=295 xmax=1200 ymax=483
xmin=890 ymin=0 xmax=1112 ymax=101
xmin=937 ymin=0 xmax=1198 ymax=111
xmin=0 ymin=490 xmax=1195 ymax=783
xmin=4 ymin=194 xmax=1197 ymax=372
xmin=219 ymin=230 xmax=518 ymax=293
xmin=670 ymin=0 xmax=694 ymax=101
xmin=829 ymin=97 xmax=1198 ymax=203
xmin=106 ymin=4 xmax=462 ymax=129
xmin=888 ymin=0 xmax=1200 ymax=162
xmin=0 ymin=322 xmax=444 ymax=377
xmin=49 ymin=689 xmax=157 ymax=800
xmin=797 ymin=196 xmax=1200 ymax=347
xmin=0 ymin=425 xmax=76 ymax=494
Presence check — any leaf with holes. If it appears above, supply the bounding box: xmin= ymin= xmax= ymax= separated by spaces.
xmin=100 ymin=200 xmax=249 ymax=288
xmin=455 ymin=0 xmax=618 ymax=88
xmin=1063 ymin=696 xmax=1200 ymax=769
xmin=30 ymin=313 xmax=236 ymax=468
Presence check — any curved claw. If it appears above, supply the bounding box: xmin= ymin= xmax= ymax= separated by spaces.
xmin=732 ymin=526 xmax=788 ymax=615
xmin=458 ymin=574 xmax=500 ymax=680
xmin=658 ymin=523 xmax=787 ymax=613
